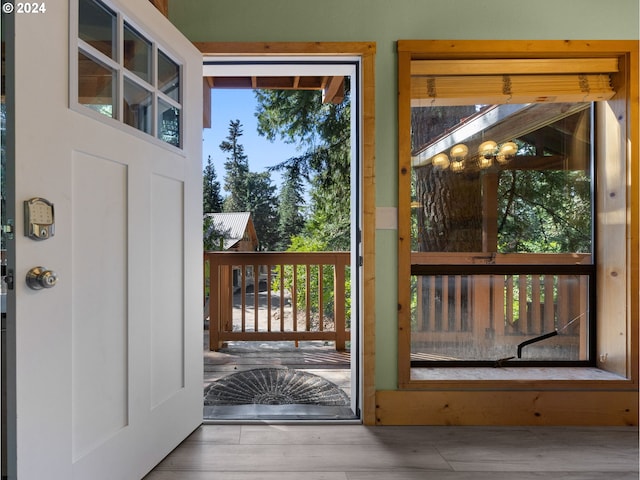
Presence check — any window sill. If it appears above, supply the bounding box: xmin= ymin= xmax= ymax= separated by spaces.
xmin=410 ymin=367 xmax=628 ymax=382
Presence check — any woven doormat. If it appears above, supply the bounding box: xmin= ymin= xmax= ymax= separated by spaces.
xmin=204 ymin=368 xmax=349 ymax=406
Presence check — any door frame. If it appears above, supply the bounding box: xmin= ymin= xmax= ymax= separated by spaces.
xmin=196 ymin=42 xmax=376 ymax=424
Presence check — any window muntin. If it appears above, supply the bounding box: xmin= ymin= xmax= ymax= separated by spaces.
xmin=76 ymin=0 xmax=183 ymax=148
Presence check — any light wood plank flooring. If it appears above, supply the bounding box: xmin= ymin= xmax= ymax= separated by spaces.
xmin=145 ymin=425 xmax=638 ymax=479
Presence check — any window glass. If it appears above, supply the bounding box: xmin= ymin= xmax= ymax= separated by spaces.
xmin=123 ymin=77 xmax=152 ymax=134
xmin=78 ymin=0 xmax=116 ymax=60
xmin=411 ymin=103 xmax=593 ymax=256
xmin=78 ymin=51 xmax=116 ymax=118
xmin=409 ymin=101 xmax=594 ymax=364
xmin=411 ymin=273 xmax=590 ymax=362
xmin=158 ymin=50 xmax=180 ymax=102
xmin=123 ymin=23 xmax=152 ymax=83
xmin=158 ymin=99 xmax=180 ymax=147
xmin=76 ymin=0 xmax=183 ymax=149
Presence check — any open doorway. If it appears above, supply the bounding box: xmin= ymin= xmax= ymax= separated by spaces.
xmin=201 ymin=59 xmax=362 ymax=421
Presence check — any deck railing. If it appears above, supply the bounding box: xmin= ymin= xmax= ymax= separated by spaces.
xmin=410 ymin=253 xmax=593 ymax=360
xmin=204 ymin=251 xmax=350 ymax=351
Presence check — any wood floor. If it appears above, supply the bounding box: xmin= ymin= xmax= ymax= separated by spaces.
xmin=145 ymin=424 xmax=639 ymax=479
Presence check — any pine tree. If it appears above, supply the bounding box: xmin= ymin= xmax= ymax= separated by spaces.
xmin=220 ymin=119 xmax=250 ymax=212
xmin=246 ymin=171 xmax=279 ymax=250
xmin=276 ymin=166 xmax=306 ymax=250
xmin=202 ymin=155 xmax=223 ymax=214
xmin=254 ymin=87 xmax=351 ymax=250
xmin=219 ymin=119 xmax=279 ymax=250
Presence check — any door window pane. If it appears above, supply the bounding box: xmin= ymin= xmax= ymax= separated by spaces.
xmin=123 ymin=78 xmax=152 ymax=134
xmin=79 ymin=0 xmax=116 ymax=60
xmin=158 ymin=50 xmax=180 ymax=102
xmin=158 ymin=99 xmax=180 ymax=147
xmin=123 ymin=23 xmax=152 ymax=84
xmin=78 ymin=51 xmax=115 ymax=118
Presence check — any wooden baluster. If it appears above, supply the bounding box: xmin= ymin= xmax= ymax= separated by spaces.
xmin=254 ymin=263 xmax=259 ymax=332
xmin=505 ymin=275 xmax=514 ymax=332
xmin=267 ymin=264 xmax=272 ymax=333
xmin=544 ymin=274 xmax=556 ymax=331
xmin=493 ymin=275 xmax=505 ymax=337
xmin=531 ymin=274 xmax=542 ymax=333
xmin=318 ymin=264 xmax=324 ymax=332
xmin=557 ymin=275 xmax=569 ymax=332
xmin=208 ymin=254 xmax=220 ymax=351
xmin=334 ymin=255 xmax=346 ymax=351
xmin=428 ymin=276 xmax=436 ymax=332
xmin=519 ymin=274 xmax=528 ymax=333
xmin=579 ymin=274 xmax=588 ymax=360
xmin=305 ymin=264 xmax=311 ymax=333
xmin=279 ymin=264 xmax=285 ymax=333
xmin=454 ymin=275 xmax=462 ymax=332
xmin=441 ymin=275 xmax=449 ymax=331
xmin=293 ymin=265 xmax=298 ymax=346
xmin=240 ymin=265 xmax=246 ymax=332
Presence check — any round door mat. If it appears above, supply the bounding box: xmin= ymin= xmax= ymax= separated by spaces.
xmin=204 ymin=368 xmax=349 ymax=406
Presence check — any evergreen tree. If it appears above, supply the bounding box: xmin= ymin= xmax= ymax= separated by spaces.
xmin=255 ymin=87 xmax=351 ymax=250
xmin=202 ymin=155 xmax=223 ymax=214
xmin=221 ymin=119 xmax=250 ymax=212
xmin=219 ymin=119 xmax=279 ymax=250
xmin=276 ymin=166 xmax=306 ymax=250
xmin=246 ymin=171 xmax=279 ymax=250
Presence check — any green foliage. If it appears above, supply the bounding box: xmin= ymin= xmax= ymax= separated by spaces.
xmin=203 ymin=155 xmax=223 ymax=214
xmin=276 ymin=166 xmax=306 ymax=250
xmin=255 ymin=88 xmax=351 ymax=251
xmin=219 ymin=119 xmax=279 ymax=250
xmin=221 ymin=119 xmax=250 ymax=213
xmin=497 ymin=169 xmax=592 ymax=253
xmin=272 ymin=236 xmax=351 ymax=326
xmin=203 ymin=215 xmax=232 ymax=251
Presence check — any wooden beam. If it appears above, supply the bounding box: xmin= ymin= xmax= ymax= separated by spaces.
xmin=148 ymin=0 xmax=168 ymax=17
xmin=322 ymin=76 xmax=345 ymax=104
xmin=376 ymin=389 xmax=638 ymax=426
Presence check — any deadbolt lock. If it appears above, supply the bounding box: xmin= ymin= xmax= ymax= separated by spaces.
xmin=26 ymin=267 xmax=58 ymax=290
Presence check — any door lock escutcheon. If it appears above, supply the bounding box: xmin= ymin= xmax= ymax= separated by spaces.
xmin=26 ymin=267 xmax=58 ymax=290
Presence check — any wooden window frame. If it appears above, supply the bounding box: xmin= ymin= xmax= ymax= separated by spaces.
xmin=397 ymin=40 xmax=639 ymax=390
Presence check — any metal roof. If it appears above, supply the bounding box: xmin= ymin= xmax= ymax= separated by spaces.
xmin=205 ymin=212 xmax=253 ymax=250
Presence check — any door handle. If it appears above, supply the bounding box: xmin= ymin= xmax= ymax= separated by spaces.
xmin=26 ymin=266 xmax=58 ymax=290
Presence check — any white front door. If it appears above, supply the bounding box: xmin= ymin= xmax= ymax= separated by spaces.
xmin=4 ymin=1 xmax=202 ymax=478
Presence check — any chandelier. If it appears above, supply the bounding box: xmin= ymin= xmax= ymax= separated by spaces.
xmin=431 ymin=141 xmax=519 ymax=172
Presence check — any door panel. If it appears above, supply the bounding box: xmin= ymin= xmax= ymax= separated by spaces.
xmin=6 ymin=1 xmax=203 ymax=478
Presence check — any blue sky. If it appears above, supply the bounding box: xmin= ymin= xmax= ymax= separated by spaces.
xmin=202 ymin=89 xmax=301 ymax=191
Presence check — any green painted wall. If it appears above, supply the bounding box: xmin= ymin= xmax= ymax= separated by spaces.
xmin=169 ymin=0 xmax=639 ymax=390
